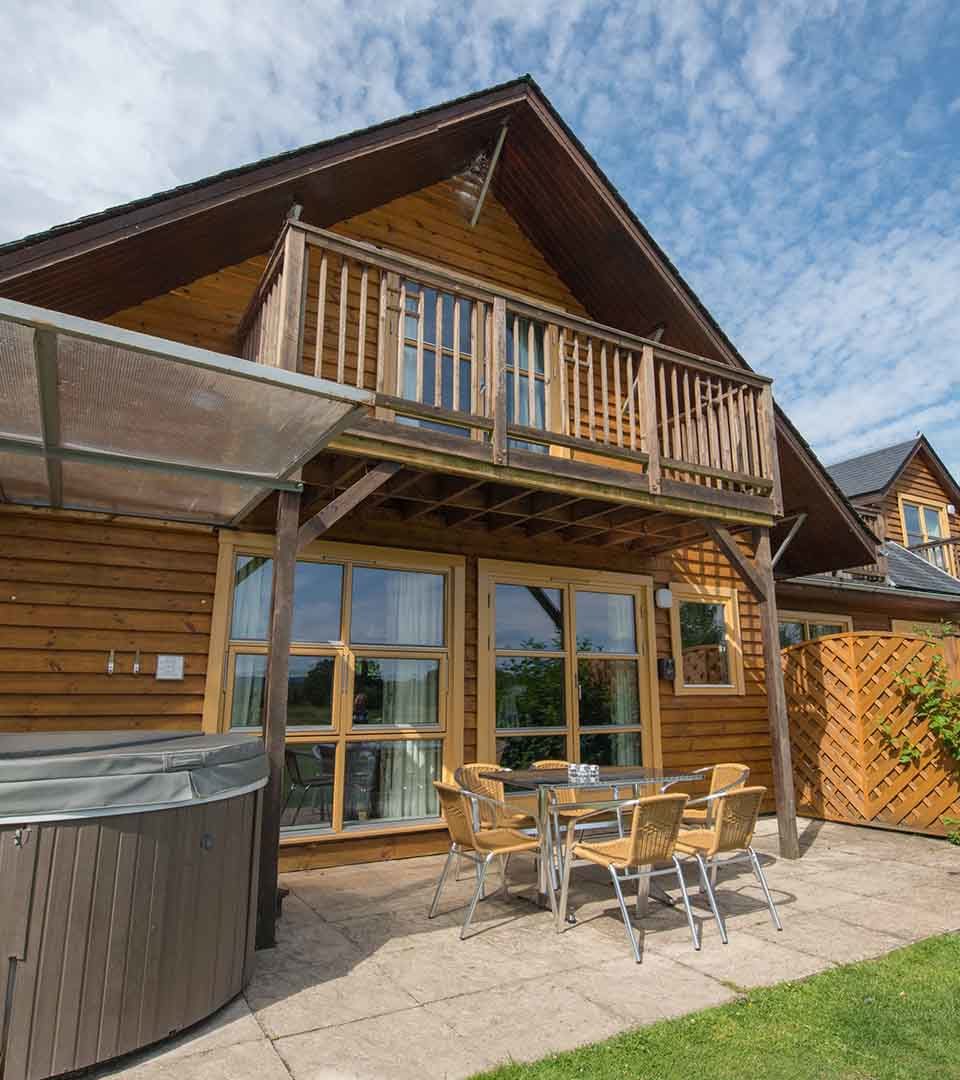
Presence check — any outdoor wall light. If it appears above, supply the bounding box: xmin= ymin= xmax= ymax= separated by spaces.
xmin=654 ymin=587 xmax=673 ymax=609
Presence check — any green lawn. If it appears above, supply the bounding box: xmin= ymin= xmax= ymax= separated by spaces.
xmin=472 ymin=934 xmax=960 ymax=1080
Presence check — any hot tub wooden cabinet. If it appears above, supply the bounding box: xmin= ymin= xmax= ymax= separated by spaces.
xmin=0 ymin=732 xmax=267 ymax=1080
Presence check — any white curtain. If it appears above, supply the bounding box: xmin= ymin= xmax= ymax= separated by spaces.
xmin=231 ymin=556 xmax=272 ymax=639
xmin=382 ymin=570 xmax=443 ymax=645
xmin=381 ymin=660 xmax=438 ymax=726
xmin=230 ymin=654 xmax=266 ymax=728
xmin=377 ymin=739 xmax=441 ymax=820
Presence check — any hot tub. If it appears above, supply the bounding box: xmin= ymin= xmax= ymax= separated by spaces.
xmin=0 ymin=731 xmax=268 ymax=1080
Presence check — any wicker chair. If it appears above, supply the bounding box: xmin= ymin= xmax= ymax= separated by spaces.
xmin=680 ymin=763 xmax=750 ymax=826
xmin=456 ymin=763 xmax=537 ymax=829
xmin=557 ymin=792 xmax=699 ymax=961
xmin=675 ymin=785 xmax=782 ymax=944
xmin=430 ymin=782 xmax=546 ymax=938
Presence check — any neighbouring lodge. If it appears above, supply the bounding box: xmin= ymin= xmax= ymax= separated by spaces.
xmin=0 ymin=77 xmax=887 ymax=886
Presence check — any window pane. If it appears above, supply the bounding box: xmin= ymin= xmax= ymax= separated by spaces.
xmin=577 ymin=592 xmax=636 ymax=652
xmin=353 ymin=658 xmax=439 ymax=727
xmin=288 ymin=655 xmax=335 ymax=728
xmin=578 ymin=659 xmax=640 ymax=727
xmin=496 ymin=734 xmax=566 ymax=770
xmin=903 ymin=503 xmax=923 ymax=545
xmin=779 ymin=621 xmax=805 ymax=648
xmin=351 ymin=568 xmax=444 ymax=646
xmin=231 ymin=555 xmax=272 ymax=640
xmin=679 ymin=600 xmax=731 ymax=686
xmin=281 ymin=743 xmax=335 ymax=831
xmin=923 ymin=506 xmax=944 ymax=539
xmin=495 ymin=584 xmax=563 ymax=650
xmin=809 ymin=623 xmax=844 ymax=640
xmin=580 ymin=731 xmax=642 ymax=767
xmin=230 ymin=654 xmax=266 ymax=727
xmin=293 ymin=562 xmax=343 ymax=643
xmin=343 ymin=740 xmax=441 ymax=824
xmin=495 ymin=657 xmax=565 ymax=729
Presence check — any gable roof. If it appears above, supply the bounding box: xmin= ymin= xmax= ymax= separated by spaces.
xmin=0 ymin=75 xmax=876 ymax=575
xmin=827 ymin=439 xmax=918 ymax=498
xmin=827 ymin=434 xmax=960 ymax=505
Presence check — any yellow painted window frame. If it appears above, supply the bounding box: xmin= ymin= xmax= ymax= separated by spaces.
xmin=476 ymin=558 xmax=661 ymax=768
xmin=204 ymin=531 xmax=465 ymax=841
xmin=898 ymin=493 xmax=953 ymax=571
xmin=778 ymin=610 xmax=852 ymax=643
xmin=669 ymin=582 xmax=745 ymax=697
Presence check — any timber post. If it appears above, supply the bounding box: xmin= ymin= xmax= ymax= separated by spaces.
xmin=275 ymin=225 xmax=308 ymax=373
xmin=491 ymin=296 xmax=507 ymax=465
xmin=639 ymin=344 xmax=661 ymax=493
xmin=256 ymin=488 xmax=301 ymax=948
xmin=754 ymin=525 xmax=801 ymax=858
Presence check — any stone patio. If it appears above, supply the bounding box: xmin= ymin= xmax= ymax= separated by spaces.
xmin=94 ymin=818 xmax=959 ymax=1080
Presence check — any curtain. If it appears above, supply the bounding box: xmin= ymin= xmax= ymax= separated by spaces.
xmin=231 ymin=556 xmax=272 ymax=639
xmin=607 ymin=595 xmax=636 ymax=728
xmin=380 ymin=659 xmax=438 ymax=726
xmin=377 ymin=740 xmax=441 ymax=820
xmin=231 ymin=654 xmax=266 ymax=727
xmin=381 ymin=569 xmax=444 ymax=645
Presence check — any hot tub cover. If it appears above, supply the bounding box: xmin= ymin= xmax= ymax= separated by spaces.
xmin=0 ymin=731 xmax=268 ymax=821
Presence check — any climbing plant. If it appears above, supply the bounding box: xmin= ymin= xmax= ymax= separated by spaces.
xmin=893 ymin=621 xmax=960 ymax=844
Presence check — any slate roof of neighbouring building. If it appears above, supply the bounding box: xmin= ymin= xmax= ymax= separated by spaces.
xmin=826 ymin=439 xmax=918 ymax=499
xmin=884 ymin=542 xmax=960 ymax=596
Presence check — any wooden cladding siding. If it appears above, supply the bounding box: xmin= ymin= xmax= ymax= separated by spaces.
xmin=0 ymin=510 xmax=216 ymax=732
xmin=104 ymin=177 xmax=586 ymax=363
xmin=877 ymin=451 xmax=960 ymax=546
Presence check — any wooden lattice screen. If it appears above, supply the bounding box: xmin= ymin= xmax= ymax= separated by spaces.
xmin=784 ymin=632 xmax=960 ymax=835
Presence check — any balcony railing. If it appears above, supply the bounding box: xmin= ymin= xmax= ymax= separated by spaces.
xmin=838 ymin=509 xmax=888 ymax=581
xmin=908 ymin=537 xmax=960 ymax=578
xmin=237 ymin=221 xmax=782 ymax=509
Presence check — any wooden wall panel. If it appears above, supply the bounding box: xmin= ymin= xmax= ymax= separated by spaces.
xmin=877 ymin=452 xmax=960 ymax=545
xmin=0 ymin=509 xmax=217 ymax=732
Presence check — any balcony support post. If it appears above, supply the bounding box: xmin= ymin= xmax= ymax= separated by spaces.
xmin=707 ymin=522 xmax=800 ymax=860
xmin=759 ymin=385 xmax=783 ymax=515
xmin=492 ymin=296 xmax=508 ymax=465
xmin=276 ymin=226 xmax=308 ymax=373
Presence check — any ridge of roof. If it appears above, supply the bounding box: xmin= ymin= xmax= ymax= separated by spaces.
xmin=826 ymin=438 xmax=919 ymax=498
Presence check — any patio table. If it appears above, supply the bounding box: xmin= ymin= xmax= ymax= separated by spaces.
xmin=481 ymin=766 xmax=704 ymax=914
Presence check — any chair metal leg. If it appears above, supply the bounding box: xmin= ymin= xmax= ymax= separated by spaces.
xmin=610 ymin=867 xmax=642 ymax=963
xmin=429 ymin=848 xmax=457 ymax=918
xmin=673 ymin=856 xmax=701 ymax=951
xmin=749 ymin=847 xmax=783 ymax=931
xmin=694 ymin=853 xmax=727 ymax=944
xmin=461 ymin=854 xmax=493 ymax=939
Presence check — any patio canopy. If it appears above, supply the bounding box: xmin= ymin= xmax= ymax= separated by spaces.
xmin=0 ymin=298 xmax=372 ymax=526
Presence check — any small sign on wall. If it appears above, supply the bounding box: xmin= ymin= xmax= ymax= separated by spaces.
xmin=156 ymin=654 xmax=185 ymax=681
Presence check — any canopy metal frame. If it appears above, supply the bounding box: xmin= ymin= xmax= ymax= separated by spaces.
xmin=0 ymin=297 xmax=373 ymax=526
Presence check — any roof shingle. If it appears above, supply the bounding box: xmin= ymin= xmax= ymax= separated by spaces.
xmin=826 ymin=439 xmax=918 ymax=498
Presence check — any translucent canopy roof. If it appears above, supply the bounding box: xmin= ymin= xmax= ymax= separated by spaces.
xmin=0 ymin=299 xmax=371 ymax=526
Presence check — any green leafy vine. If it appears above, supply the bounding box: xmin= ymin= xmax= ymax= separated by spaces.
xmin=892 ymin=621 xmax=960 ymax=844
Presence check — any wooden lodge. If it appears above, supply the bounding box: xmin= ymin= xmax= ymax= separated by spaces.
xmin=0 ymin=77 xmax=879 ymax=894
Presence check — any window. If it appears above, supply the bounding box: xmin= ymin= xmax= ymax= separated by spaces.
xmin=215 ymin=540 xmax=463 ymax=838
xmin=899 ymin=496 xmax=954 ymax=574
xmin=479 ymin=561 xmax=657 ymax=769
xmin=778 ymin=611 xmax=852 ymax=649
xmin=669 ymin=584 xmax=744 ymax=696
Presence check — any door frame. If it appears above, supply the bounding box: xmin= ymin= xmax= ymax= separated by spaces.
xmin=476 ymin=559 xmax=662 ymax=767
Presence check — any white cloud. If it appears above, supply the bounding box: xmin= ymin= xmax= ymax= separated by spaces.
xmin=1 ymin=0 xmax=957 ymax=475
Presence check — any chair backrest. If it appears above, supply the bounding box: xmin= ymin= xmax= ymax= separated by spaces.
xmin=625 ymin=793 xmax=688 ymax=866
xmin=710 ymin=763 xmax=750 ymax=796
xmin=458 ymin=763 xmax=504 ymax=827
xmin=712 ymin=786 xmax=765 ymax=854
xmin=532 ymin=759 xmax=578 ymax=805
xmin=434 ymin=782 xmax=477 ymax=850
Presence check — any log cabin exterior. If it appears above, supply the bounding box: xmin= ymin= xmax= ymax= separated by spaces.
xmin=0 ymin=78 xmax=877 ymax=895
xmin=777 ymin=435 xmax=960 ymax=643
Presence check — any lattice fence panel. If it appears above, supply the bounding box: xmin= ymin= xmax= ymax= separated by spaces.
xmin=784 ymin=632 xmax=960 ymax=836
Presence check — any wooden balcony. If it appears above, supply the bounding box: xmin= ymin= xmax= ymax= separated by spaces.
xmin=908 ymin=537 xmax=960 ymax=578
xmin=837 ymin=509 xmax=888 ymax=582
xmin=236 ymin=221 xmax=783 ymax=527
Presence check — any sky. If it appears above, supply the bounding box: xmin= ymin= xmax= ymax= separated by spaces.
xmin=2 ymin=0 xmax=959 ymax=474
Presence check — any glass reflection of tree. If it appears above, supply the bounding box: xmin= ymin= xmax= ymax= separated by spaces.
xmin=289 ymin=659 xmax=332 ymax=725
xmin=680 ymin=603 xmax=724 ymax=646
xmin=496 ymin=637 xmax=562 ymax=729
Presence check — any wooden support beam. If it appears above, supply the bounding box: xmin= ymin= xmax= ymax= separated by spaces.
xmin=469 ymin=123 xmax=508 ymax=228
xmin=754 ymin=526 xmax=800 ymax=860
xmin=639 ymin=345 xmax=661 ymax=493
xmin=706 ymin=523 xmax=767 ymax=602
xmin=491 ymin=296 xmax=507 ymax=465
xmin=275 ymin=226 xmax=307 ymax=372
xmin=297 ymin=461 xmax=401 ymax=551
xmin=257 ymin=488 xmax=300 ymax=949
xmin=771 ymin=512 xmax=807 ymax=569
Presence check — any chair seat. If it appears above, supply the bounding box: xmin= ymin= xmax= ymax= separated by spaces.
xmin=556 ymin=806 xmax=596 ymax=821
xmin=574 ymin=837 xmax=648 ymax=870
xmin=474 ymin=828 xmax=541 ymax=855
xmin=681 ymin=807 xmax=709 ymax=823
xmin=497 ymin=809 xmax=537 ymax=829
xmin=674 ymin=828 xmax=717 ymax=854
